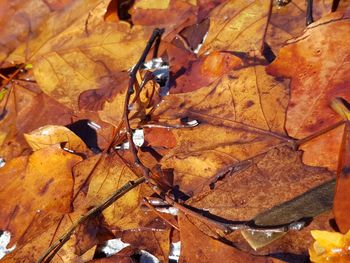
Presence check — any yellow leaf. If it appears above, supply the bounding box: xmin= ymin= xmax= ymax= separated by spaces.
xmin=309 ymin=230 xmax=350 ymax=263
xmin=24 ymin=125 xmax=88 ymax=153
xmin=134 ymin=0 xmax=170 ymax=9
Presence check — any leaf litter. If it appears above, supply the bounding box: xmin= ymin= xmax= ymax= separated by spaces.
xmin=0 ymin=0 xmax=350 ymax=262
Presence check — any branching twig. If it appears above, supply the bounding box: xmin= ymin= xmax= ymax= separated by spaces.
xmin=123 ymin=28 xmax=164 ymax=171
xmin=120 ymin=28 xmax=308 ymax=237
xmin=36 ymin=177 xmax=146 ymax=263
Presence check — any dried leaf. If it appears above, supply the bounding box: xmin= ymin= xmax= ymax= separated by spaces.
xmin=120 ymin=228 xmax=170 ymax=262
xmin=333 ymin=122 xmax=350 ymax=233
xmin=199 ymin=0 xmax=271 ymax=54
xmin=178 ymin=212 xmax=282 ymax=263
xmin=24 ymin=125 xmax=88 ymax=152
xmin=0 ymin=146 xmax=82 ymax=248
xmin=5 ymin=1 xmax=154 ymax=110
xmin=266 ymin=12 xmax=350 ymax=171
xmin=309 ymin=230 xmax=350 ymax=263
xmin=154 ymin=59 xmax=289 ymax=194
xmin=186 ymin=146 xmax=334 ymax=255
xmin=0 ymin=82 xmax=73 ymax=161
xmin=144 ymin=127 xmax=177 ymax=148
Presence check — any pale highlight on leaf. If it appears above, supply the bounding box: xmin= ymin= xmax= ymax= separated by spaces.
xmin=200 ymin=0 xmax=271 ymax=54
xmin=24 ymin=125 xmax=88 ymax=152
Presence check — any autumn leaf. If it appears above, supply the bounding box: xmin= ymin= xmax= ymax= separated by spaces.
xmin=309 ymin=230 xmax=350 ymax=262
xmin=199 ymin=0 xmax=271 ymax=54
xmin=23 ymin=125 xmax=88 ymax=153
xmin=1 ymin=0 xmax=350 ymax=262
xmin=182 ymin=146 xmax=334 ymax=256
xmin=266 ymin=11 xmax=350 ymax=171
xmin=153 ymin=55 xmax=289 ymax=194
xmin=0 ymin=145 xmax=82 ymax=248
xmin=178 ymin=212 xmax=283 ymax=262
xmin=0 ymin=80 xmax=73 ymax=161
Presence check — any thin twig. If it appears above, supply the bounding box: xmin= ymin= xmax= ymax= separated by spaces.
xmin=36 ymin=177 xmax=146 ymax=263
xmin=143 ymin=197 xmax=180 ymax=230
xmin=119 ymin=28 xmax=307 ymax=236
xmin=123 ymin=28 xmax=164 ymax=174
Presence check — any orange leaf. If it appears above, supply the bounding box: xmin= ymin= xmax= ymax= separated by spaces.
xmin=309 ymin=230 xmax=350 ymax=262
xmin=266 ymin=12 xmax=350 ymax=171
xmin=334 ymin=122 xmax=350 ymax=233
xmin=0 ymin=146 xmax=81 ymax=248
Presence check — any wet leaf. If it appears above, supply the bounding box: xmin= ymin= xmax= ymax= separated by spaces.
xmin=266 ymin=12 xmax=350 ymax=171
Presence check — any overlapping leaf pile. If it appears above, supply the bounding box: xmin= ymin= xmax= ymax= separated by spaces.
xmin=0 ymin=0 xmax=350 ymax=262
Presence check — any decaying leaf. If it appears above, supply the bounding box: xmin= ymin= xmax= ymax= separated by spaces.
xmin=266 ymin=11 xmax=350 ymax=171
xmin=185 ymin=146 xmax=334 ymax=255
xmin=178 ymin=212 xmax=282 ymax=263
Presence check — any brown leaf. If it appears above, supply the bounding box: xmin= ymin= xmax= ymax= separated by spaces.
xmin=153 ymin=60 xmax=289 ymax=194
xmin=0 ymin=81 xmax=73 ymax=161
xmin=0 ymin=145 xmax=82 ymax=248
xmin=120 ymin=228 xmax=170 ymax=262
xmin=199 ymin=0 xmax=271 ymax=54
xmin=266 ymin=0 xmax=344 ymax=53
xmin=4 ymin=1 xmax=155 ymax=110
xmin=185 ymin=146 xmax=334 ymax=255
xmin=144 ymin=127 xmax=177 ymax=148
xmin=266 ymin=11 xmax=350 ymax=171
xmin=178 ymin=212 xmax=282 ymax=263
xmin=131 ymin=0 xmax=197 ymax=29
xmin=170 ymin=51 xmax=243 ymax=93
xmin=24 ymin=125 xmax=89 ymax=153
xmin=0 ymin=0 xmax=77 ymax=61
xmin=81 ymin=153 xmax=157 ymax=230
